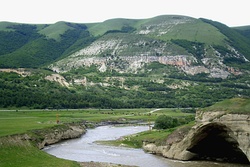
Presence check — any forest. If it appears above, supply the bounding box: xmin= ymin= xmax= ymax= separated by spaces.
xmin=1 ymin=70 xmax=249 ymax=109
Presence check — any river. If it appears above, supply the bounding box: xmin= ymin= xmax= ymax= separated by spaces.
xmin=44 ymin=125 xmax=249 ymax=167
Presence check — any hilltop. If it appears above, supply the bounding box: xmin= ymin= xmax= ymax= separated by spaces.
xmin=0 ymin=15 xmax=250 ymax=109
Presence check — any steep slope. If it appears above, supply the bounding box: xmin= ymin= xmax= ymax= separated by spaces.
xmin=0 ymin=15 xmax=249 ymax=70
xmin=0 ymin=15 xmax=250 ymax=109
xmin=51 ymin=15 xmax=249 ymax=79
xmin=201 ymin=19 xmax=250 ymax=61
xmin=233 ymin=25 xmax=250 ymax=41
xmin=137 ymin=15 xmax=227 ymax=46
xmin=0 ymin=22 xmax=95 ymax=68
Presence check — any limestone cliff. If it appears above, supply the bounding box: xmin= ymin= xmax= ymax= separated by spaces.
xmin=143 ymin=111 xmax=250 ymax=164
xmin=49 ymin=30 xmax=245 ymax=80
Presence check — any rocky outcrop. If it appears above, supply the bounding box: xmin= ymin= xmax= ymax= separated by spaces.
xmin=45 ymin=74 xmax=70 ymax=87
xmin=143 ymin=111 xmax=250 ymax=164
xmin=0 ymin=68 xmax=31 ymax=76
xmin=50 ymin=55 xmax=196 ymax=74
xmin=30 ymin=124 xmax=86 ymax=149
xmin=41 ymin=124 xmax=86 ymax=149
xmin=4 ymin=124 xmax=86 ymax=151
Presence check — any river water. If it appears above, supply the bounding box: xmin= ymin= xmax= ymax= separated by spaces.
xmin=44 ymin=125 xmax=249 ymax=167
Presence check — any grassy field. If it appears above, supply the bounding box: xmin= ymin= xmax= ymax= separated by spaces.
xmin=0 ymin=108 xmax=193 ymax=137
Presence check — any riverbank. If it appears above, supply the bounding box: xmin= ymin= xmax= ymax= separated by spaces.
xmin=0 ymin=108 xmax=194 ymax=167
xmin=0 ymin=123 xmax=141 ymax=167
xmin=80 ymin=162 xmax=137 ymax=167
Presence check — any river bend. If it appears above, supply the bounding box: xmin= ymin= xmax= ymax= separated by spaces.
xmin=44 ymin=125 xmax=249 ymax=167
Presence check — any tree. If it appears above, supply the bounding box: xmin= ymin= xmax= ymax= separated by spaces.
xmin=154 ymin=115 xmax=178 ymax=129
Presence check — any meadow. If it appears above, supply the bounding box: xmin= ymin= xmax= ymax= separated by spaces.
xmin=0 ymin=108 xmax=193 ymax=137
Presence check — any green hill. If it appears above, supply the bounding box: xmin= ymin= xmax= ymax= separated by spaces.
xmin=233 ymin=25 xmax=250 ymax=40
xmin=201 ymin=18 xmax=250 ymax=61
xmin=0 ymin=15 xmax=250 ymax=109
xmin=87 ymin=18 xmax=139 ymax=36
xmin=0 ymin=22 xmax=95 ymax=67
xmin=0 ymin=15 xmax=250 ymax=68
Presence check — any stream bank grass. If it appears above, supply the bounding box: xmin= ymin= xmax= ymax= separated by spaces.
xmin=97 ymin=128 xmax=176 ymax=148
xmin=97 ymin=122 xmax=195 ymax=149
xmin=0 ymin=137 xmax=80 ymax=167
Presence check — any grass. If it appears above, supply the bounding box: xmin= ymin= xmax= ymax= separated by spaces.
xmin=96 ymin=122 xmax=195 ymax=149
xmin=158 ymin=19 xmax=227 ymax=45
xmin=0 ymin=137 xmax=80 ymax=167
xmin=0 ymin=22 xmax=17 ymax=31
xmin=38 ymin=21 xmax=74 ymax=41
xmin=97 ymin=128 xmax=175 ymax=148
xmin=88 ymin=18 xmax=139 ymax=36
xmin=0 ymin=108 xmax=193 ymax=137
xmin=202 ymin=98 xmax=250 ymax=113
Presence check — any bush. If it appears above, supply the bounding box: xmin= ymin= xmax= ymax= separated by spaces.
xmin=154 ymin=115 xmax=178 ymax=129
xmin=154 ymin=115 xmax=195 ymax=130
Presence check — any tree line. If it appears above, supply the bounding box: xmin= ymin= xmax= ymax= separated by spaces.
xmin=0 ymin=71 xmax=249 ymax=109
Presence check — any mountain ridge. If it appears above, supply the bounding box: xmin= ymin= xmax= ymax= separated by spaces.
xmin=0 ymin=15 xmax=249 ymax=68
xmin=0 ymin=15 xmax=250 ymax=109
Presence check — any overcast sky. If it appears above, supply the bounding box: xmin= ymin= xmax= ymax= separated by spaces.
xmin=0 ymin=0 xmax=249 ymax=27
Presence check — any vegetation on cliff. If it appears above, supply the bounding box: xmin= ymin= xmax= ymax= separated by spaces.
xmin=202 ymin=98 xmax=250 ymax=113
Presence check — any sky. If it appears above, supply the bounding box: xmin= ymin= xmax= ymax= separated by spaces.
xmin=0 ymin=0 xmax=249 ymax=27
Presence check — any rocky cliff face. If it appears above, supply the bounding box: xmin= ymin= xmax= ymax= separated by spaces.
xmin=143 ymin=111 xmax=250 ymax=164
xmin=29 ymin=124 xmax=86 ymax=149
xmin=49 ymin=27 xmax=246 ymax=80
xmin=6 ymin=124 xmax=86 ymax=151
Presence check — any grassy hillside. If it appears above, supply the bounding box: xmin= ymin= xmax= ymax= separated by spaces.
xmin=0 ymin=15 xmax=250 ymax=110
xmin=233 ymin=25 xmax=250 ymax=40
xmin=160 ymin=19 xmax=227 ymax=45
xmin=38 ymin=21 xmax=74 ymax=41
xmin=136 ymin=15 xmax=227 ymax=46
xmin=0 ymin=22 xmax=18 ymax=31
xmin=87 ymin=18 xmax=139 ymax=36
xmin=201 ymin=18 xmax=250 ymax=60
xmin=202 ymin=98 xmax=250 ymax=113
xmin=0 ymin=23 xmax=95 ymax=67
xmin=1 ymin=15 xmax=250 ymax=68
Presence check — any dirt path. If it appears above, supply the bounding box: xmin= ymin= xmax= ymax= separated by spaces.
xmin=149 ymin=108 xmax=161 ymax=113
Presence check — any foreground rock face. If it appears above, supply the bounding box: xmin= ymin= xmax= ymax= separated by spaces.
xmin=143 ymin=111 xmax=250 ymax=164
xmin=32 ymin=124 xmax=86 ymax=149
